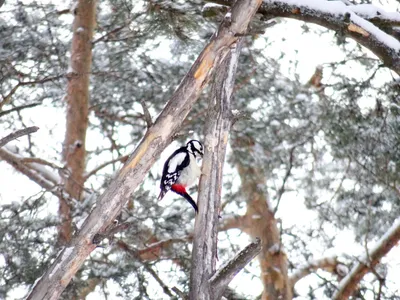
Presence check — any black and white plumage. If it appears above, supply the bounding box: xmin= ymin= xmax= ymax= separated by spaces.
xmin=158 ymin=140 xmax=204 ymax=213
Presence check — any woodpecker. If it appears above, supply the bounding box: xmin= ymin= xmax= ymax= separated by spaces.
xmin=158 ymin=140 xmax=204 ymax=213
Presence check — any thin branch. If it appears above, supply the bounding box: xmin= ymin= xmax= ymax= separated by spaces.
xmin=139 ymin=99 xmax=153 ymax=128
xmin=0 ymin=148 xmax=64 ymax=200
xmin=274 ymin=146 xmax=295 ymax=214
xmin=333 ymin=216 xmax=400 ymax=299
xmin=210 ymin=238 xmax=262 ymax=299
xmin=0 ymin=75 xmax=63 ymax=110
xmin=0 ymin=126 xmax=39 ymax=148
xmin=116 ymin=240 xmax=174 ymax=297
xmin=137 ymin=237 xmax=190 ymax=257
xmin=290 ymin=256 xmax=342 ymax=286
xmin=0 ymin=103 xmax=41 ymax=118
xmin=84 ymin=154 xmax=129 ymax=180
xmin=21 ymin=157 xmax=61 ymax=170
xmin=172 ymin=287 xmax=187 ymax=299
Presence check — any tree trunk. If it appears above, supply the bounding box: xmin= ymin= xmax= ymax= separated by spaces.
xmin=189 ymin=41 xmax=242 ymax=300
xmin=59 ymin=0 xmax=96 ymax=246
xmin=233 ymin=136 xmax=292 ymax=300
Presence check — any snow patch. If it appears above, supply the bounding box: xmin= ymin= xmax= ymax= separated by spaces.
xmin=202 ymin=3 xmax=225 ymax=11
xmin=268 ymin=243 xmax=281 ymax=254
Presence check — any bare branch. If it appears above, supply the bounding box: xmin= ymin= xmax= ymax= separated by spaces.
xmin=84 ymin=154 xmax=129 ymax=180
xmin=333 ymin=217 xmax=400 ymax=299
xmin=0 ymin=102 xmax=41 ymax=118
xmin=172 ymin=286 xmax=187 ymax=299
xmin=274 ymin=146 xmax=295 ymax=213
xmin=0 ymin=75 xmax=63 ymax=110
xmin=210 ymin=238 xmax=262 ymax=299
xmin=116 ymin=240 xmax=174 ymax=297
xmin=139 ymin=99 xmax=153 ymax=128
xmin=20 ymin=157 xmax=61 ymax=170
xmin=0 ymin=126 xmax=39 ymax=148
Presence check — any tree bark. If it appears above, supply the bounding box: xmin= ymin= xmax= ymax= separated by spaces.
xmin=27 ymin=0 xmax=261 ymax=298
xmin=233 ymin=136 xmax=292 ymax=300
xmin=59 ymin=0 xmax=97 ymax=246
xmin=189 ymin=38 xmax=244 ymax=300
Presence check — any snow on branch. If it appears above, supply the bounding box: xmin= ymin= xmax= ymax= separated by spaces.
xmin=0 ymin=147 xmax=63 ymax=199
xmin=290 ymin=256 xmax=348 ymax=287
xmin=333 ymin=217 xmax=400 ymax=299
xmin=207 ymin=0 xmax=400 ymax=74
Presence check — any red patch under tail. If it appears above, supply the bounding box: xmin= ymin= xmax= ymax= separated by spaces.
xmin=171 ymin=184 xmax=186 ymax=195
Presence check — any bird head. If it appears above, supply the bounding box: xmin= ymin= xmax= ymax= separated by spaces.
xmin=186 ymin=140 xmax=204 ymax=158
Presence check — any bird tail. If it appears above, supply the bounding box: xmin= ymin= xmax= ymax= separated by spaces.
xmin=158 ymin=190 xmax=166 ymax=201
xmin=171 ymin=184 xmax=198 ymax=213
xmin=181 ymin=192 xmax=198 ymax=214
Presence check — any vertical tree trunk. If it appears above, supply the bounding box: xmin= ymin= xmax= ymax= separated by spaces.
xmin=189 ymin=40 xmax=242 ymax=300
xmin=59 ymin=0 xmax=96 ymax=246
xmin=233 ymin=137 xmax=292 ymax=300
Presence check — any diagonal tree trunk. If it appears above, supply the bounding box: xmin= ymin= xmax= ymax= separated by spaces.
xmin=232 ymin=136 xmax=292 ymax=300
xmin=27 ymin=0 xmax=261 ymax=299
xmin=59 ymin=0 xmax=97 ymax=246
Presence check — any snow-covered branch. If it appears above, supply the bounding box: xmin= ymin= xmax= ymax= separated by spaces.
xmin=333 ymin=217 xmax=400 ymax=299
xmin=0 ymin=147 xmax=63 ymax=199
xmin=207 ymin=0 xmax=400 ymax=74
xmin=290 ymin=256 xmax=348 ymax=287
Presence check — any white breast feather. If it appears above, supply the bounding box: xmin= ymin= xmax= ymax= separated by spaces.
xmin=177 ymin=154 xmax=201 ymax=187
xmin=168 ymin=152 xmax=187 ymax=173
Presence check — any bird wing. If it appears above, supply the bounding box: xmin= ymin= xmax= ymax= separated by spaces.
xmin=160 ymin=148 xmax=190 ymax=192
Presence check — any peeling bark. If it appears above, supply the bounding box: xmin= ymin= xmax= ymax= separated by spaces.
xmin=27 ymin=0 xmax=261 ymax=298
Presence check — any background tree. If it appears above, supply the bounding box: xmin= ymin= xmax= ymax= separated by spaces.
xmin=1 ymin=0 xmax=400 ymax=299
